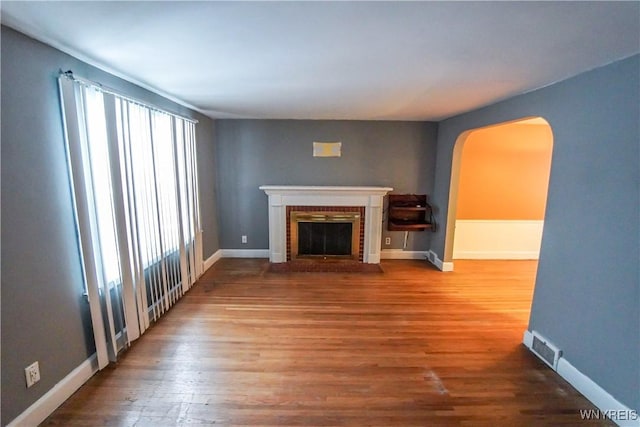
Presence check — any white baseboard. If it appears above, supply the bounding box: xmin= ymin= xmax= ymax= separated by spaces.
xmin=203 ymin=249 xmax=223 ymax=271
xmin=8 ymin=354 xmax=98 ymax=427
xmin=454 ymin=250 xmax=540 ymax=260
xmin=221 ymin=249 xmax=433 ymax=262
xmin=557 ymin=359 xmax=639 ymax=427
xmin=523 ymin=330 xmax=638 ymax=427
xmin=221 ymin=249 xmax=269 ymax=258
xmin=453 ymin=220 xmax=543 ymax=260
xmin=380 ymin=249 xmax=428 ymax=260
xmin=523 ymin=329 xmax=534 ymax=348
xmin=221 ymin=249 xmax=436 ymax=262
xmin=427 ymin=250 xmax=454 ymax=272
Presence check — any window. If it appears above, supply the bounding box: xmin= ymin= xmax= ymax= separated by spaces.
xmin=59 ymin=73 xmax=202 ymax=369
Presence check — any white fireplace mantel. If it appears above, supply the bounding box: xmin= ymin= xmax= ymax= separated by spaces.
xmin=259 ymin=186 xmax=393 ymax=264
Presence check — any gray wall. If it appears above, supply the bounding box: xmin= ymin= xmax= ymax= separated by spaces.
xmin=197 ymin=119 xmax=221 ymax=258
xmin=3 ymin=19 xmax=637 ymax=424
xmin=1 ymin=26 xmax=219 ymax=424
xmin=431 ymin=54 xmax=639 ymax=411
xmin=215 ymin=119 xmax=438 ymax=250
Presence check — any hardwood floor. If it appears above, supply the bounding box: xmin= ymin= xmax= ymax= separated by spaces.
xmin=43 ymin=259 xmax=611 ymax=426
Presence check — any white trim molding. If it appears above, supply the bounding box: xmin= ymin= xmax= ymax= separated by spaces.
xmin=222 ymin=249 xmax=270 ymax=258
xmin=523 ymin=329 xmax=535 ymax=348
xmin=203 ymin=248 xmax=271 ymax=269
xmin=8 ymin=355 xmax=99 ymax=427
xmin=381 ymin=249 xmax=429 ymax=260
xmin=523 ymin=330 xmax=639 ymax=427
xmin=203 ymin=249 xmax=223 ymax=271
xmin=212 ymin=249 xmax=435 ymax=262
xmin=428 ymin=250 xmax=454 ymax=272
xmin=259 ymin=186 xmax=393 ymax=264
xmin=453 ymin=219 xmax=543 ymax=260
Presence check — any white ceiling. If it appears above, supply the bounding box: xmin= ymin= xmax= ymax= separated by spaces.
xmin=2 ymin=1 xmax=639 ymax=121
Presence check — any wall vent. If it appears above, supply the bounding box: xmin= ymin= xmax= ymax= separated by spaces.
xmin=531 ymin=331 xmax=562 ymax=370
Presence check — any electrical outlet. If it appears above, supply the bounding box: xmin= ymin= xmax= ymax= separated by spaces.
xmin=25 ymin=361 xmax=40 ymax=388
xmin=241 ymin=235 xmax=247 ymax=244
xmin=385 ymin=237 xmax=391 ymax=245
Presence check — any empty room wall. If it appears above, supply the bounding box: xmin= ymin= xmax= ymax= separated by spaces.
xmin=1 ymin=26 xmax=219 ymax=424
xmin=215 ymin=119 xmax=438 ymax=252
xmin=431 ymin=54 xmax=639 ymax=412
xmin=456 ymin=123 xmax=552 ymax=220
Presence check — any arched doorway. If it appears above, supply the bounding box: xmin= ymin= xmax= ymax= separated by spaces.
xmin=444 ymin=117 xmax=553 ymax=265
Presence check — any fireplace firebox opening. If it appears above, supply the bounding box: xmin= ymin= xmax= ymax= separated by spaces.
xmin=288 ymin=207 xmax=364 ymax=261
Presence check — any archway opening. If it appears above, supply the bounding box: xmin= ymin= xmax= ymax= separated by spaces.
xmin=444 ymin=117 xmax=554 ymax=264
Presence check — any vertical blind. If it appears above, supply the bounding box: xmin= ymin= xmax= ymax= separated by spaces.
xmin=59 ymin=74 xmax=203 ymax=369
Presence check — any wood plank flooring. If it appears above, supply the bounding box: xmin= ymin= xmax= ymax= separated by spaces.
xmin=42 ymin=259 xmax=612 ymax=426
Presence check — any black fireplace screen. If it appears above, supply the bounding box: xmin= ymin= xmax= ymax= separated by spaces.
xmin=297 ymin=222 xmax=352 ymax=256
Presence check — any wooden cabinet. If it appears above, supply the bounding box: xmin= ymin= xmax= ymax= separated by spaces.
xmin=387 ymin=194 xmax=435 ymax=231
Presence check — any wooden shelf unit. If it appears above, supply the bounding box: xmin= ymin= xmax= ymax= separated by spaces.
xmin=387 ymin=194 xmax=435 ymax=232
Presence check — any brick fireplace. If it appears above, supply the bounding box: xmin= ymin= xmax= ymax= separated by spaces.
xmin=259 ymin=186 xmax=393 ymax=264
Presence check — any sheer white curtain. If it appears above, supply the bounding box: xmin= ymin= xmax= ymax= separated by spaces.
xmin=59 ymin=74 xmax=203 ymax=369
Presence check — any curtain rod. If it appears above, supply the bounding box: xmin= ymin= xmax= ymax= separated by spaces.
xmin=59 ymin=70 xmax=199 ymax=124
